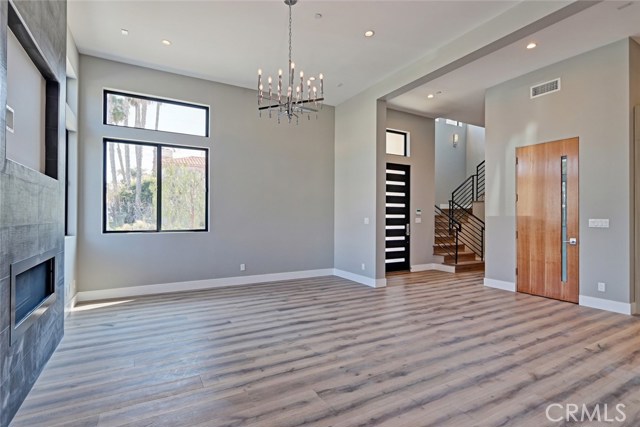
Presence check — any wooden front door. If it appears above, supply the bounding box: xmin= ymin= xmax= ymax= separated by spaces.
xmin=516 ymin=138 xmax=579 ymax=303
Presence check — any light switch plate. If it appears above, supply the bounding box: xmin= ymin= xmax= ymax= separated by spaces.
xmin=415 ymin=218 xmax=422 ymax=224
xmin=589 ymin=219 xmax=609 ymax=228
xmin=364 ymin=217 xmax=369 ymax=225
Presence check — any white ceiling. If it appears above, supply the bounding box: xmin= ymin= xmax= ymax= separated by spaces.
xmin=387 ymin=1 xmax=640 ymax=126
xmin=67 ymin=0 xmax=518 ymax=106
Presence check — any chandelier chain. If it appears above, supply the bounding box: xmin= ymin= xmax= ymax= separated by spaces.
xmin=288 ymin=3 xmax=293 ymax=69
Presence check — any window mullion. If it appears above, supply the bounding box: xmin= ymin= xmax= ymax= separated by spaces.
xmin=157 ymin=144 xmax=162 ymax=232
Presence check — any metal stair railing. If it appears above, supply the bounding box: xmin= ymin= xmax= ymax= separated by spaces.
xmin=434 ymin=205 xmax=462 ymax=264
xmin=447 ymin=161 xmax=486 ymax=261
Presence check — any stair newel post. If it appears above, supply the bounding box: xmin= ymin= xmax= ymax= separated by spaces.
xmin=455 ymin=226 xmax=459 ymax=264
xmin=480 ymin=227 xmax=484 ymax=261
xmin=448 ymin=199 xmax=453 ymax=232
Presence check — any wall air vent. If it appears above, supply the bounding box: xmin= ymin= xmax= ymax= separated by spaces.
xmin=530 ymin=78 xmax=561 ymax=99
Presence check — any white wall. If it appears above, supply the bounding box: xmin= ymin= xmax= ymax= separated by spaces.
xmin=466 ymin=124 xmax=486 ymax=177
xmin=435 ymin=120 xmax=467 ymax=206
xmin=485 ymin=39 xmax=634 ymax=304
xmin=64 ymin=27 xmax=80 ymax=311
xmin=77 ymin=56 xmax=335 ymax=292
xmin=386 ymin=109 xmax=436 ymax=268
xmin=6 ymin=30 xmax=45 ymax=174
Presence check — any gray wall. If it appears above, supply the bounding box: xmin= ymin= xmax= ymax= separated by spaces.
xmin=631 ymin=39 xmax=640 ymax=308
xmin=466 ymin=124 xmax=485 ymax=177
xmin=334 ymin=95 xmax=378 ymax=278
xmin=77 ymin=56 xmax=335 ymax=292
xmin=435 ymin=120 xmax=467 ymax=206
xmin=485 ymin=39 xmax=634 ymax=303
xmin=332 ymin=2 xmax=569 ymax=282
xmin=386 ymin=109 xmax=436 ymax=267
xmin=6 ymin=29 xmax=46 ymax=173
xmin=0 ymin=0 xmax=67 ymax=425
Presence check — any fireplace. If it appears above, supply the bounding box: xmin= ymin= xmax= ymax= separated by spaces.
xmin=10 ymin=250 xmax=57 ymax=345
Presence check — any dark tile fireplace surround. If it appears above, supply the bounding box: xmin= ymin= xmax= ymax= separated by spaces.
xmin=1 ymin=1 xmax=67 ymax=426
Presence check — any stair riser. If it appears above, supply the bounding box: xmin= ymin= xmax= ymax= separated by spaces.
xmin=444 ymin=253 xmax=477 ymax=263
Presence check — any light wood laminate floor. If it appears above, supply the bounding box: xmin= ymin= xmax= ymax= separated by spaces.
xmin=10 ymin=271 xmax=640 ymax=427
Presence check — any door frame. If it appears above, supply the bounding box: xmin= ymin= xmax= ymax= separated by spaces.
xmin=385 ymin=162 xmax=411 ymax=272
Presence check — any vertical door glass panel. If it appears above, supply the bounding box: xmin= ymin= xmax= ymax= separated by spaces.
xmin=561 ymin=156 xmax=568 ymax=282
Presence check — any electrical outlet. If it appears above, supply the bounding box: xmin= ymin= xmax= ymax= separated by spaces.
xmin=361 ymin=263 xmax=366 ymax=271
xmin=597 ymin=282 xmax=606 ymax=292
xmin=240 ymin=264 xmax=246 ymax=272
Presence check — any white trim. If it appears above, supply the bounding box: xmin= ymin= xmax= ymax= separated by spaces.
xmin=333 ymin=269 xmax=387 ymax=288
xmin=484 ymin=278 xmax=516 ymax=292
xmin=411 ymin=263 xmax=456 ymax=273
xmin=579 ymin=295 xmax=634 ymax=315
xmin=64 ymin=294 xmax=78 ymax=317
xmin=439 ymin=203 xmax=450 ymax=209
xmin=76 ymin=269 xmax=334 ymax=302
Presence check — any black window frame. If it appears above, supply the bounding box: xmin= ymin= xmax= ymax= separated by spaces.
xmin=102 ymin=138 xmax=210 ymax=234
xmin=386 ymin=129 xmax=409 ymax=157
xmin=103 ymin=89 xmax=210 ymax=138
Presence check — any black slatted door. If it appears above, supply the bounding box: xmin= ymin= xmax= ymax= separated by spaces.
xmin=386 ymin=163 xmax=410 ymax=272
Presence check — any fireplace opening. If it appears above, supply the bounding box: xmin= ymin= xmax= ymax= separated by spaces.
xmin=10 ymin=250 xmax=57 ymax=345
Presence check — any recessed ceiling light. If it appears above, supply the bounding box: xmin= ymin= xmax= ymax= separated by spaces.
xmin=121 ymin=29 xmax=129 ymax=36
xmin=427 ymin=93 xmax=435 ymax=99
xmin=309 ymin=77 xmax=316 ymax=81
xmin=527 ymin=42 xmax=537 ymax=50
xmin=364 ymin=30 xmax=375 ymax=38
xmin=162 ymin=39 xmax=172 ymax=46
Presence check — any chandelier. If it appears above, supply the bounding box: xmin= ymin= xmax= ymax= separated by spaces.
xmin=257 ymin=0 xmax=324 ymax=124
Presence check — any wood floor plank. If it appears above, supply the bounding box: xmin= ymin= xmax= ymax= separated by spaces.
xmin=10 ymin=271 xmax=640 ymax=427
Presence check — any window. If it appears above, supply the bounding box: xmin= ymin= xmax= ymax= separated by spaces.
xmin=103 ymin=139 xmax=208 ymax=233
xmin=386 ymin=130 xmax=408 ymax=156
xmin=104 ymin=90 xmax=209 ymax=137
xmin=444 ymin=118 xmax=464 ymax=127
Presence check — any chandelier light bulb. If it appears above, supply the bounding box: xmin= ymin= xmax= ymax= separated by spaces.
xmin=258 ymin=69 xmax=262 ymax=76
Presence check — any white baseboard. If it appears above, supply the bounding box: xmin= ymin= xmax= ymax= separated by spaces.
xmin=76 ymin=269 xmax=335 ymax=302
xmin=64 ymin=294 xmax=78 ymax=317
xmin=411 ymin=263 xmax=456 ymax=273
xmin=484 ymin=278 xmax=516 ymax=292
xmin=333 ymin=269 xmax=387 ymax=288
xmin=579 ymin=295 xmax=635 ymax=315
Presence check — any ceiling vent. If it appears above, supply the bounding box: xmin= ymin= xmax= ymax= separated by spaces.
xmin=530 ymin=78 xmax=561 ymax=99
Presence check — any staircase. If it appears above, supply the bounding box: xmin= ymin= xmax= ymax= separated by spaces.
xmin=433 ymin=161 xmax=485 ymax=272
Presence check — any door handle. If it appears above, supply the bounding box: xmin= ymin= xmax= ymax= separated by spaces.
xmin=563 ymin=238 xmax=577 ymax=245
xmin=406 ymin=224 xmax=410 ymax=236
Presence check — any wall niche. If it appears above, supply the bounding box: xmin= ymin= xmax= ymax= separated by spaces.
xmin=5 ymin=4 xmax=60 ymax=179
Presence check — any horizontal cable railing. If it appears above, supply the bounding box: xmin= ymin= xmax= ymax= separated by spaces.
xmin=476 ymin=161 xmax=485 ymax=201
xmin=450 ymin=201 xmax=485 ymax=260
xmin=446 ymin=160 xmax=486 ymax=262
